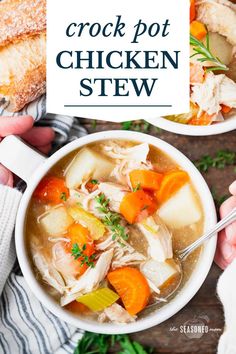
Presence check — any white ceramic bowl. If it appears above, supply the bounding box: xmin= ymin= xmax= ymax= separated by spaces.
xmin=0 ymin=131 xmax=217 ymax=334
xmin=146 ymin=114 xmax=236 ymax=136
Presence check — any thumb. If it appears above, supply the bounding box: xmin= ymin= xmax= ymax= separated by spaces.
xmin=0 ymin=164 xmax=13 ymax=187
xmin=0 ymin=116 xmax=34 ymax=137
xmin=229 ymin=181 xmax=236 ymax=196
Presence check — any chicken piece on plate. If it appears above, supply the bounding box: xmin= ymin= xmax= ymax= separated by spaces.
xmin=98 ymin=182 xmax=129 ymax=212
xmin=196 ymin=0 xmax=236 ymax=46
xmin=61 ymin=249 xmax=113 ymax=306
xmin=98 ymin=303 xmax=136 ymax=324
xmin=191 ymin=72 xmax=236 ymax=115
xmin=137 ymin=214 xmax=173 ymax=262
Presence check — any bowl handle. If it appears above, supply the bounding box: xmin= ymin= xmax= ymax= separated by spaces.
xmin=0 ymin=135 xmax=46 ymax=183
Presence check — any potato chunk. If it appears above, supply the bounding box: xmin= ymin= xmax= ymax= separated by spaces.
xmin=158 ymin=184 xmax=201 ymax=228
xmin=141 ymin=259 xmax=179 ymax=289
xmin=40 ymin=206 xmax=73 ymax=235
xmin=65 ymin=148 xmax=114 ymax=189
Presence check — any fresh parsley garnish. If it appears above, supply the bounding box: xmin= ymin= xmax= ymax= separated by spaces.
xmin=190 ymin=33 xmax=228 ymax=72
xmin=60 ymin=192 xmax=67 ymax=201
xmin=74 ymin=332 xmax=153 ymax=354
xmin=95 ymin=193 xmax=129 ymax=243
xmin=71 ymin=243 xmax=96 ymax=268
xmin=195 ymin=150 xmax=236 ymax=172
xmin=91 ymin=179 xmax=98 ymax=185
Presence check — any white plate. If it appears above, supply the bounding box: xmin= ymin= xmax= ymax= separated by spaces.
xmin=146 ymin=113 xmax=236 ymax=136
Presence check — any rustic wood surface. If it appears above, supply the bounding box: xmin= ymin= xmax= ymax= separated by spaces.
xmin=81 ymin=118 xmax=236 ymax=354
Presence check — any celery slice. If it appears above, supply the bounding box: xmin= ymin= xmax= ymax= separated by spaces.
xmin=68 ymin=205 xmax=105 ymax=240
xmin=76 ymin=288 xmax=119 ymax=312
xmin=164 ymin=102 xmax=199 ymax=124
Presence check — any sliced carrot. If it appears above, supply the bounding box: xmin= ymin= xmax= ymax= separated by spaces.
xmin=85 ymin=180 xmax=99 ymax=193
xmin=33 ymin=176 xmax=69 ymax=204
xmin=129 ymin=170 xmax=163 ymax=191
xmin=190 ymin=0 xmax=196 ymax=22
xmin=120 ymin=190 xmax=157 ymax=224
xmin=155 ymin=171 xmax=189 ymax=205
xmin=107 ymin=267 xmax=151 ymax=315
xmin=66 ymin=223 xmax=95 ymax=275
xmin=188 ymin=111 xmax=215 ymax=125
xmin=66 ymin=301 xmax=90 ymax=314
xmin=190 ymin=63 xmax=205 ymax=84
xmin=221 ymin=104 xmax=232 ymax=114
xmin=190 ymin=21 xmax=207 ymax=40
xmin=67 ymin=223 xmax=95 ymax=256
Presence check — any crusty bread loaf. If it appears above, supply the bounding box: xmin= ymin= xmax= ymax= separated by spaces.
xmin=0 ymin=0 xmax=46 ymax=48
xmin=0 ymin=0 xmax=46 ymax=112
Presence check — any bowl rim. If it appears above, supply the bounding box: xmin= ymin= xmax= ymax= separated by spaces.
xmin=15 ymin=130 xmax=217 ymax=334
xmin=146 ymin=115 xmax=236 ymax=136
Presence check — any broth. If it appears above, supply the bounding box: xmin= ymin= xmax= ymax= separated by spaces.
xmin=25 ymin=140 xmax=204 ymax=323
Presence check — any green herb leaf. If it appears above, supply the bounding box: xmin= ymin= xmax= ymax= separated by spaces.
xmin=60 ymin=192 xmax=67 ymax=202
xmin=74 ymin=333 xmax=153 ymax=354
xmin=91 ymin=179 xmax=98 ymax=185
xmin=132 ymin=183 xmax=141 ymax=192
xmin=95 ymin=193 xmax=129 ymax=243
xmin=190 ymin=33 xmax=229 ymax=72
xmin=121 ymin=120 xmax=151 ymax=133
xmin=71 ymin=243 xmax=95 ymax=268
xmin=195 ymin=150 xmax=236 ymax=172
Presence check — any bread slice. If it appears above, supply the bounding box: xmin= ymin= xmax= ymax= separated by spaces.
xmin=0 ymin=32 xmax=46 ymax=112
xmin=0 ymin=0 xmax=46 ymax=112
xmin=0 ymin=0 xmax=46 ymax=48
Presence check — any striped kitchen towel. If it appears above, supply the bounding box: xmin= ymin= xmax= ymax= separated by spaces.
xmin=0 ymin=95 xmax=86 ymax=353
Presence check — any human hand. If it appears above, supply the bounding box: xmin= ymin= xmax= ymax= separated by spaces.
xmin=215 ymin=181 xmax=236 ymax=270
xmin=0 ymin=116 xmax=55 ymax=187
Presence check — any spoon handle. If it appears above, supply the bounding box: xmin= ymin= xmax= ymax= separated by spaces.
xmin=178 ymin=207 xmax=236 ymax=261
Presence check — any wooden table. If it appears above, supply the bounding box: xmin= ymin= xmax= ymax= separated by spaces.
xmin=81 ymin=118 xmax=236 ymax=354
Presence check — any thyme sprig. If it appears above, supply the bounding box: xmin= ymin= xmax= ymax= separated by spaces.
xmin=95 ymin=193 xmax=129 ymax=242
xmin=195 ymin=150 xmax=236 ymax=172
xmin=190 ymin=33 xmax=228 ymax=72
xmin=71 ymin=243 xmax=96 ymax=268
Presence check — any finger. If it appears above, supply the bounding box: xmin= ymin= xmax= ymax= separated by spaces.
xmin=0 ymin=164 xmax=13 ymax=187
xmin=214 ymin=230 xmax=230 ymax=269
xmin=20 ymin=127 xmax=55 ymax=147
xmin=37 ymin=144 xmax=52 ymax=154
xmin=0 ymin=116 xmax=34 ymax=137
xmin=220 ymin=196 xmax=236 ymax=244
xmin=229 ymin=180 xmax=236 ymax=196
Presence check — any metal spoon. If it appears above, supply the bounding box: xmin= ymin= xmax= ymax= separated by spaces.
xmin=145 ymin=208 xmax=236 ymax=309
xmin=178 ymin=207 xmax=236 ymax=261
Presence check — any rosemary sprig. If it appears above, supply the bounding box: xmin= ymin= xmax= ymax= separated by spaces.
xmin=71 ymin=243 xmax=96 ymax=268
xmin=190 ymin=33 xmax=228 ymax=72
xmin=195 ymin=150 xmax=236 ymax=172
xmin=95 ymin=193 xmax=129 ymax=242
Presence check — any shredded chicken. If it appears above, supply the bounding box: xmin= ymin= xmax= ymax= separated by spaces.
xmin=98 ymin=303 xmax=136 ymax=324
xmin=33 ymin=252 xmax=66 ymax=294
xmin=61 ymin=249 xmax=113 ymax=306
xmin=96 ymin=235 xmax=146 ymax=269
xmin=101 ymin=142 xmax=152 ymax=186
xmin=98 ymin=182 xmax=129 ymax=212
xmin=137 ymin=215 xmax=173 ymax=262
xmin=196 ymin=0 xmax=236 ymax=46
xmin=191 ymin=72 xmax=236 ymax=115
